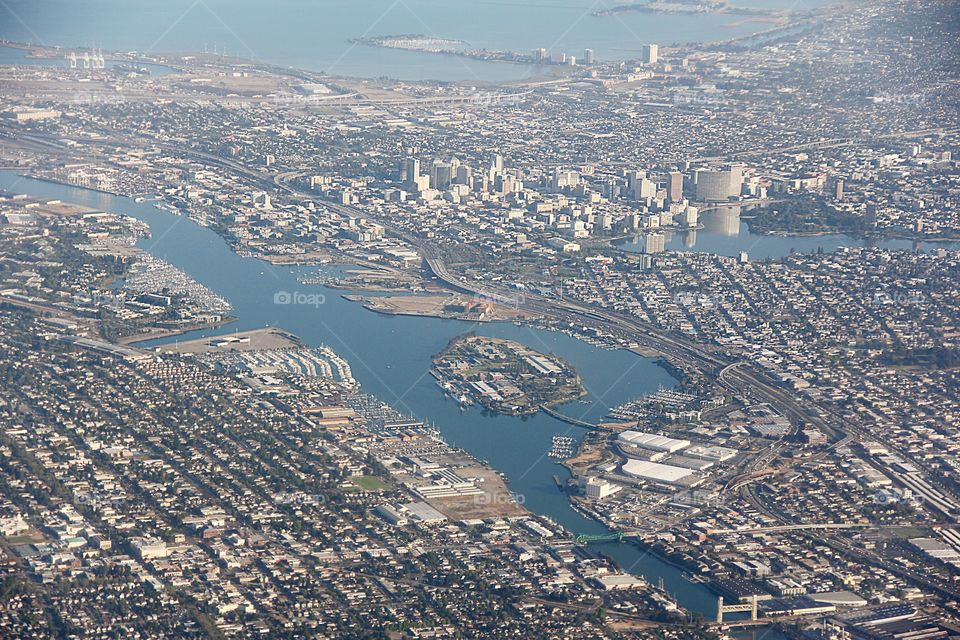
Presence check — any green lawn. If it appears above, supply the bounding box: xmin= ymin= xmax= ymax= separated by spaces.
xmin=351 ymin=476 xmax=391 ymax=492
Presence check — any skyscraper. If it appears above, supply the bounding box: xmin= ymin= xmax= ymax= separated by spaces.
xmin=643 ymin=232 xmax=665 ymax=254
xmin=695 ymin=164 xmax=744 ymax=202
xmin=668 ymin=171 xmax=684 ymax=202
xmin=455 ymin=164 xmax=473 ymax=185
xmin=404 ymin=158 xmax=420 ymax=189
xmin=833 ymin=177 xmax=844 ymax=201
xmin=431 ymin=160 xmax=453 ymax=190
xmin=626 ymin=171 xmax=655 ymax=201
xmin=584 ymin=48 xmax=594 ymax=64
xmin=642 ymin=44 xmax=659 ymax=65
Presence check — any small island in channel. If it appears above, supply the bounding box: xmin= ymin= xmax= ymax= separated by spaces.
xmin=431 ymin=334 xmax=586 ymax=416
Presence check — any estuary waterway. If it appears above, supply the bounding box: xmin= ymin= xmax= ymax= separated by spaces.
xmin=0 ymin=170 xmax=729 ymax=617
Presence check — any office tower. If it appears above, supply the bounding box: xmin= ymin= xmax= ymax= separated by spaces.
xmin=668 ymin=171 xmax=684 ymax=202
xmin=467 ymin=173 xmax=484 ymax=194
xmin=627 ymin=172 xmax=656 ymax=201
xmin=584 ymin=48 xmax=594 ymax=64
xmin=489 ymin=154 xmax=504 ymax=179
xmin=431 ymin=161 xmax=453 ymax=190
xmin=695 ymin=164 xmax=744 ymax=202
xmin=533 ymin=48 xmax=547 ymax=62
xmin=640 ymin=177 xmax=656 ymax=200
xmin=833 ymin=177 xmax=844 ymax=201
xmin=567 ymin=55 xmax=576 ymax=66
xmin=455 ymin=164 xmax=473 ymax=185
xmin=626 ymin=171 xmax=653 ymax=200
xmin=404 ymin=157 xmax=420 ymax=188
xmin=554 ymin=51 xmax=567 ymax=64
xmin=642 ymin=43 xmax=658 ymax=65
xmin=865 ymin=203 xmax=878 ymax=228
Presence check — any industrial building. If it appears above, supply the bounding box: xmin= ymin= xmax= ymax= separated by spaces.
xmin=617 ymin=430 xmax=690 ymax=454
xmin=621 ymin=459 xmax=700 ymax=487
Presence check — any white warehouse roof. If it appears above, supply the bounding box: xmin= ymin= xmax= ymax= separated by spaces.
xmin=618 ymin=430 xmax=690 ymax=453
xmin=622 ymin=459 xmax=696 ymax=485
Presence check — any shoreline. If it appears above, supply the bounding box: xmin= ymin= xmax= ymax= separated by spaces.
xmin=0 ymin=1 xmax=830 ymax=86
xmin=117 ymin=316 xmax=237 ymax=346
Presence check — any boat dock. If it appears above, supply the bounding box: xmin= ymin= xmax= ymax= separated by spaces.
xmin=547 ymin=434 xmax=578 ymax=460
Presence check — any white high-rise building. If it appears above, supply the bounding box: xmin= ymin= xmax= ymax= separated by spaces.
xmin=694 ymin=164 xmax=744 ymax=202
xmin=642 ymin=43 xmax=659 ymax=65
xmin=680 ymin=205 xmax=699 ymax=227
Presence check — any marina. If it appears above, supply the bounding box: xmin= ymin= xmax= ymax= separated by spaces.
xmin=548 ymin=434 xmax=579 ymax=460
